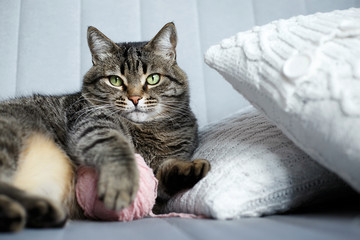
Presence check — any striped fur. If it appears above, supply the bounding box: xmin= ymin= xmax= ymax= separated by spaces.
xmin=0 ymin=23 xmax=209 ymax=232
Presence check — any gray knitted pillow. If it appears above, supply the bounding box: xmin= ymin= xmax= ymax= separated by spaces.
xmin=164 ymin=108 xmax=349 ymax=219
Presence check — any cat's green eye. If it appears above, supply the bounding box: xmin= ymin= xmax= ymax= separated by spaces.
xmin=146 ymin=74 xmax=161 ymax=85
xmin=109 ymin=76 xmax=123 ymax=87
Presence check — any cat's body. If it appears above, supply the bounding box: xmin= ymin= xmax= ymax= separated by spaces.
xmin=0 ymin=23 xmax=209 ymax=232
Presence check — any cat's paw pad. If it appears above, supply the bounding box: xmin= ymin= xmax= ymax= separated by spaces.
xmin=24 ymin=197 xmax=67 ymax=228
xmin=184 ymin=159 xmax=210 ymax=179
xmin=162 ymin=159 xmax=211 ymax=196
xmin=0 ymin=195 xmax=26 ymax=232
xmin=97 ymin=162 xmax=139 ymax=211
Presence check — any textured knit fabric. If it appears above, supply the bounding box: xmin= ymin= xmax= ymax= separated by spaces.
xmin=76 ymin=154 xmax=158 ymax=221
xmin=164 ymin=108 xmax=349 ymax=219
xmin=204 ymin=8 xmax=360 ymax=192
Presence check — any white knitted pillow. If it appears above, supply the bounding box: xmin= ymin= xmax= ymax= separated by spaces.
xmin=164 ymin=108 xmax=348 ymax=219
xmin=204 ymin=8 xmax=360 ymax=192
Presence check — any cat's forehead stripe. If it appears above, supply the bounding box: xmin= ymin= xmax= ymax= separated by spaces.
xmin=142 ymin=62 xmax=147 ymax=74
xmin=118 ymin=45 xmax=148 ymax=75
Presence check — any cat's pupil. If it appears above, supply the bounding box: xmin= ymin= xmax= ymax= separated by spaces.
xmin=109 ymin=76 xmax=122 ymax=86
xmin=146 ymin=74 xmax=160 ymax=85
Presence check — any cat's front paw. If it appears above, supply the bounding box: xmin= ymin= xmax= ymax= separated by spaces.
xmin=157 ymin=159 xmax=211 ymax=198
xmin=97 ymin=160 xmax=139 ymax=211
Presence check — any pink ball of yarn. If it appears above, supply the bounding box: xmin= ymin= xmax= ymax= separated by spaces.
xmin=76 ymin=154 xmax=158 ymax=221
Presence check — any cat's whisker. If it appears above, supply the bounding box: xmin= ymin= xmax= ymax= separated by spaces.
xmin=161 ymin=104 xmax=188 ymax=113
xmin=108 ymin=108 xmax=125 ymax=119
xmin=84 ymin=97 xmax=112 ymax=105
xmin=161 ymin=107 xmax=193 ymax=121
xmin=67 ymin=95 xmax=88 ymax=110
xmin=162 ymin=102 xmax=188 ymax=107
xmin=74 ymin=105 xmax=113 ymax=124
xmin=161 ymin=103 xmax=191 ymax=116
xmin=161 ymin=100 xmax=186 ymax=104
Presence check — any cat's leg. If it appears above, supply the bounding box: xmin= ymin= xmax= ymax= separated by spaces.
xmin=11 ymin=133 xmax=74 ymax=227
xmin=0 ymin=118 xmax=27 ymax=232
xmin=155 ymin=158 xmax=211 ymax=200
xmin=69 ymin=124 xmax=139 ymax=211
xmin=0 ymin=193 xmax=26 ymax=232
xmin=0 ymin=182 xmax=67 ymax=232
xmin=0 ymin=120 xmax=71 ymax=231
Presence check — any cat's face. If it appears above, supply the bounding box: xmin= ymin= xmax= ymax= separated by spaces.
xmin=82 ymin=23 xmax=189 ymax=123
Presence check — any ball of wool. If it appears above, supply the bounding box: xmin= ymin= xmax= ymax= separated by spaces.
xmin=76 ymin=154 xmax=158 ymax=221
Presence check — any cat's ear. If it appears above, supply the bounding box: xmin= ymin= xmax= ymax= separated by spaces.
xmin=145 ymin=22 xmax=177 ymax=61
xmin=87 ymin=26 xmax=118 ymax=65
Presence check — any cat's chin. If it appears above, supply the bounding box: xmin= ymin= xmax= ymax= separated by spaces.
xmin=124 ymin=105 xmax=164 ymax=123
xmin=125 ymin=111 xmax=155 ymax=123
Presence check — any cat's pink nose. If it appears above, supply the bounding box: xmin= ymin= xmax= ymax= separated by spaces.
xmin=128 ymin=96 xmax=142 ymax=106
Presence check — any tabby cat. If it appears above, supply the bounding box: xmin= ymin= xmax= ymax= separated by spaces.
xmin=0 ymin=23 xmax=210 ymax=232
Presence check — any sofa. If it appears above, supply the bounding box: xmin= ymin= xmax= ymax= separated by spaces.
xmin=1 ymin=0 xmax=360 ymax=239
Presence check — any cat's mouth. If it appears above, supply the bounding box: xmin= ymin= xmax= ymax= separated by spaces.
xmin=130 ymin=107 xmax=152 ymax=115
xmin=124 ymin=106 xmax=161 ymax=123
xmin=125 ymin=111 xmax=150 ymax=123
xmin=133 ymin=108 xmax=145 ymax=113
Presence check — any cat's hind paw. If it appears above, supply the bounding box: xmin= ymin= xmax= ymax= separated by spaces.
xmin=24 ymin=196 xmax=67 ymax=229
xmin=0 ymin=195 xmax=26 ymax=232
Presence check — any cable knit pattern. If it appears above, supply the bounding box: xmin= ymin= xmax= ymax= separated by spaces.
xmin=164 ymin=108 xmax=348 ymax=219
xmin=204 ymin=8 xmax=360 ymax=192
